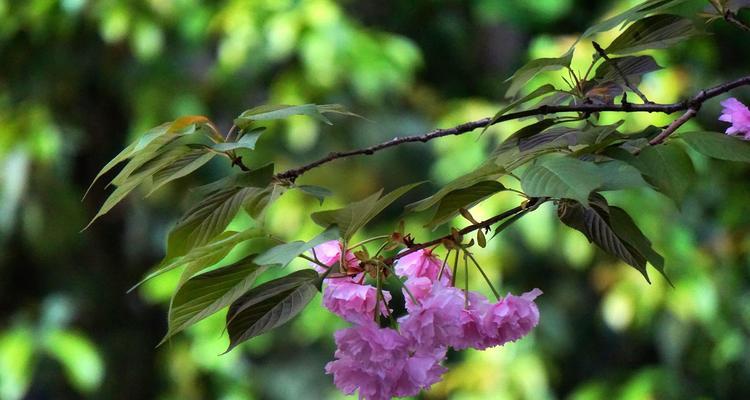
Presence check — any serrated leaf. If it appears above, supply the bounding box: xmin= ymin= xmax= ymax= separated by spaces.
xmin=295 ymin=185 xmax=332 ymax=205
xmin=680 ymin=131 xmax=750 ymax=162
xmin=160 ymin=256 xmax=267 ymax=344
xmin=557 ymin=196 xmax=651 ymax=282
xmin=605 ymin=14 xmax=699 ymax=55
xmin=521 ymin=156 xmax=603 ymax=204
xmin=225 ymin=269 xmax=319 ymax=351
xmin=596 ymin=159 xmax=651 ymax=191
xmin=84 ymin=146 xmax=192 ymax=229
xmin=132 ymin=228 xmax=263 ymax=291
xmin=311 ymin=182 xmax=424 ymax=239
xmin=609 ymin=206 xmax=670 ymax=284
xmin=255 ymin=226 xmax=340 ymax=267
xmin=146 ymin=150 xmax=215 ymax=196
xmin=407 ymin=163 xmax=505 ymax=212
xmin=505 ymin=50 xmax=574 ymax=98
xmin=425 ymin=181 xmax=506 ymax=229
xmin=630 ymin=143 xmax=694 ymax=205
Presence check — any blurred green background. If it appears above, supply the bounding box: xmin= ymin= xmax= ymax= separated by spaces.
xmin=1 ymin=0 xmax=750 ymax=399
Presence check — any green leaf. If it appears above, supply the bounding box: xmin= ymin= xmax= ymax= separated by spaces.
xmin=630 ymin=143 xmax=695 ymax=205
xmin=211 ymin=131 xmax=263 ymax=152
xmin=425 ymin=181 xmax=506 ymax=229
xmin=167 ymin=187 xmax=256 ymax=260
xmin=505 ymin=50 xmax=574 ymax=98
xmin=225 ymin=269 xmax=319 ymax=351
xmin=605 ymin=14 xmax=699 ymax=55
xmin=557 ymin=195 xmax=651 ymax=282
xmin=596 ymin=159 xmax=651 ymax=191
xmin=581 ymin=0 xmax=690 ymax=39
xmin=233 ymin=104 xmax=360 ymax=130
xmin=521 ymin=156 xmax=603 ymax=204
xmin=295 ymin=185 xmax=332 ymax=205
xmin=311 ymin=182 xmax=424 ymax=239
xmin=407 ymin=163 xmax=505 ymax=212
xmin=255 ymin=226 xmax=340 ymax=267
xmin=594 ymin=55 xmax=662 ymax=84
xmin=132 ymin=228 xmax=262 ymax=291
xmin=146 ymin=150 xmax=215 ymax=196
xmin=609 ymin=206 xmax=670 ymax=284
xmin=160 ymin=256 xmax=267 ymax=344
xmin=680 ymin=131 xmax=750 ymax=162
xmin=84 ymin=146 xmax=192 ymax=229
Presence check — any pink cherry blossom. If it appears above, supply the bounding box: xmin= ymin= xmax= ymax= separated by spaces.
xmin=719 ymin=97 xmax=750 ymax=139
xmin=453 ymin=291 xmax=492 ymax=350
xmin=394 ymin=248 xmax=452 ymax=284
xmin=322 ymin=279 xmax=392 ymax=325
xmin=479 ymin=288 xmax=542 ymax=348
xmin=325 ymin=324 xmax=446 ymax=400
xmin=310 ymin=240 xmax=361 ymax=277
xmin=398 ymin=283 xmax=466 ymax=349
xmin=402 ymin=276 xmax=433 ymax=312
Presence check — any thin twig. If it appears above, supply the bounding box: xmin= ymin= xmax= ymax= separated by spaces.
xmin=592 ymin=41 xmax=652 ymax=104
xmin=275 ymin=75 xmax=750 ymax=182
xmin=724 ymin=11 xmax=750 ymax=32
xmin=649 ymin=106 xmax=699 ymax=145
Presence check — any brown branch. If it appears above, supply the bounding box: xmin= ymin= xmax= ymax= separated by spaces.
xmin=724 ymin=10 xmax=750 ymax=32
xmin=383 ymin=197 xmax=548 ymax=265
xmin=276 ymin=75 xmax=750 ymax=182
xmin=649 ymin=106 xmax=699 ymax=145
xmin=592 ymin=41 xmax=652 ymax=104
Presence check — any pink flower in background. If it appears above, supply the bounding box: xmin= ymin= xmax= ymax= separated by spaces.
xmin=719 ymin=97 xmax=750 ymax=139
xmin=325 ymin=324 xmax=446 ymax=400
xmin=395 ymin=249 xmax=452 ymax=284
xmin=310 ymin=240 xmax=361 ymax=277
xmin=323 ymin=279 xmax=392 ymax=325
xmin=480 ymin=288 xmax=542 ymax=348
xmin=398 ymin=283 xmax=466 ymax=349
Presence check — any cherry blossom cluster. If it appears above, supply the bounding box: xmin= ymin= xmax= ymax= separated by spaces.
xmin=310 ymin=241 xmax=542 ymax=400
xmin=720 ymin=97 xmax=750 ymax=139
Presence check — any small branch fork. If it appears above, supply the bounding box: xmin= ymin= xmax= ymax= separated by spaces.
xmin=274 ymin=75 xmax=750 ymax=182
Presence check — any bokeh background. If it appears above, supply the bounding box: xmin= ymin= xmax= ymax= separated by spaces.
xmin=1 ymin=0 xmax=750 ymax=399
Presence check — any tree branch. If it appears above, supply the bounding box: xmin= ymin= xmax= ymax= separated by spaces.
xmin=383 ymin=197 xmax=548 ymax=265
xmin=649 ymin=106 xmax=699 ymax=145
xmin=724 ymin=10 xmax=750 ymax=32
xmin=276 ymin=75 xmax=750 ymax=182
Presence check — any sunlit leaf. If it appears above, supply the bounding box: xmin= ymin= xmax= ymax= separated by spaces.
xmin=407 ymin=163 xmax=505 ymax=212
xmin=255 ymin=226 xmax=340 ymax=267
xmin=295 ymin=185 xmax=333 ymax=205
xmin=233 ymin=104 xmax=359 ymax=129
xmin=161 ymin=256 xmax=267 ymax=344
xmin=521 ymin=156 xmax=603 ymax=204
xmin=629 ymin=143 xmax=695 ymax=205
xmin=425 ymin=181 xmax=506 ymax=229
xmin=581 ymin=0 xmax=691 ymax=39
xmin=311 ymin=182 xmax=424 ymax=239
xmin=505 ymin=50 xmax=573 ymax=98
xmin=146 ymin=150 xmax=215 ymax=196
xmin=132 ymin=228 xmax=263 ymax=291
xmin=596 ymin=159 xmax=651 ymax=191
xmin=211 ymin=131 xmax=263 ymax=152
